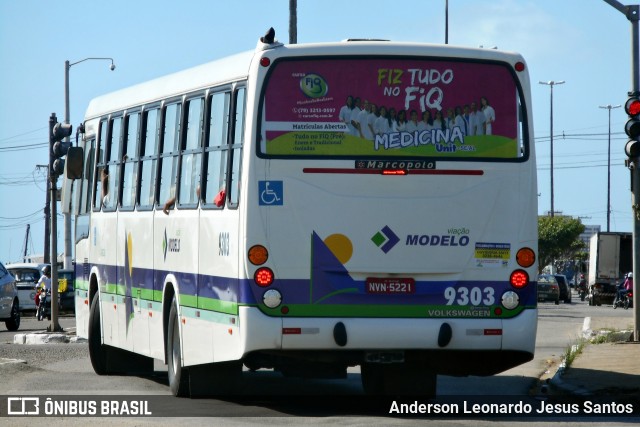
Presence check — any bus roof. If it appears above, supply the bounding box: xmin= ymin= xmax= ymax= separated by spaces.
xmin=84 ymin=50 xmax=255 ymax=120
xmin=84 ymin=40 xmax=525 ymax=121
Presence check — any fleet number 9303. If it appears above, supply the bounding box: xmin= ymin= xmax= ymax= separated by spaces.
xmin=444 ymin=287 xmax=495 ymax=306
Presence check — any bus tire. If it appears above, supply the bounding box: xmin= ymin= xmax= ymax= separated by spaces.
xmin=88 ymin=295 xmax=108 ymax=375
xmin=167 ymin=297 xmax=190 ymax=397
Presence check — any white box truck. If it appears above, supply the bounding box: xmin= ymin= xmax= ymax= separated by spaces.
xmin=587 ymin=232 xmax=632 ymax=306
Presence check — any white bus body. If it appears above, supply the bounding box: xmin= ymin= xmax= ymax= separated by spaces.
xmin=73 ymin=35 xmax=538 ymax=397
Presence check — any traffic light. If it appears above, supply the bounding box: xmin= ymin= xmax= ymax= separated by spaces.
xmin=624 ymin=92 xmax=640 ymax=158
xmin=51 ymin=121 xmax=73 ymax=176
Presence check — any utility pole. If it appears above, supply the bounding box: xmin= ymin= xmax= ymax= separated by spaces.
xmin=48 ymin=113 xmax=62 ymax=332
xmin=599 ymin=104 xmax=622 ymax=232
xmin=22 ymin=224 xmax=30 ymax=262
xmin=445 ymin=0 xmax=449 ymax=44
xmin=37 ymin=164 xmax=51 ymax=264
xmin=603 ymin=0 xmax=639 ymax=342
xmin=539 ymin=80 xmax=565 ymax=218
xmin=289 ymin=0 xmax=297 ymax=44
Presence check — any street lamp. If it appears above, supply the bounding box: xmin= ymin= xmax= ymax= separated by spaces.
xmin=539 ymin=80 xmax=565 ymax=217
xmin=63 ymin=57 xmax=115 ymax=270
xmin=599 ymin=104 xmax=622 ymax=232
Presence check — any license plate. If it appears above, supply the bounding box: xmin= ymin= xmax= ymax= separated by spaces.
xmin=366 ymin=278 xmax=415 ymax=294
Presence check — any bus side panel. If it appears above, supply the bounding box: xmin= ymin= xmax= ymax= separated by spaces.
xmin=92 ymin=211 xmax=118 ymax=346
xmin=198 ymin=209 xmax=242 ymax=364
xmin=75 ymin=237 xmax=91 ymax=339
xmin=116 ymin=211 xmax=153 ymax=356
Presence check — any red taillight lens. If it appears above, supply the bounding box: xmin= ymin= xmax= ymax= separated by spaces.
xmin=260 ymin=57 xmax=271 ymax=67
xmin=510 ymin=270 xmax=529 ymax=289
xmin=515 ymin=61 xmax=525 ymax=72
xmin=254 ymin=267 xmax=274 ymax=287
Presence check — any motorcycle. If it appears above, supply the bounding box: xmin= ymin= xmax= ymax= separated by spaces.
xmin=613 ymin=290 xmax=633 ymax=310
xmin=35 ymin=288 xmax=51 ymax=321
xmin=577 ymin=276 xmax=587 ymax=301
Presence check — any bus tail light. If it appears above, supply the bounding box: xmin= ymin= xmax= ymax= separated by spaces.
xmin=254 ymin=267 xmax=274 ymax=287
xmin=516 ymin=247 xmax=535 ymax=268
xmin=248 ymin=245 xmax=269 ymax=265
xmin=515 ymin=61 xmax=525 ymax=72
xmin=510 ymin=269 xmax=529 ymax=289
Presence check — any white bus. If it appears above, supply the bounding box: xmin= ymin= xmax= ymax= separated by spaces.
xmin=72 ymin=30 xmax=538 ymax=397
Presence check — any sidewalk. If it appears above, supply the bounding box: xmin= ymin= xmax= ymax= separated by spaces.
xmin=550 ymin=315 xmax=640 ymax=398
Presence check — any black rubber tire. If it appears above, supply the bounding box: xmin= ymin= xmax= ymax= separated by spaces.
xmin=5 ymin=300 xmax=20 ymax=331
xmin=88 ymin=295 xmax=109 ymax=375
xmin=167 ymin=297 xmax=190 ymax=397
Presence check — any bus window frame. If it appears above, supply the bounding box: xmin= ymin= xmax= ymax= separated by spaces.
xmin=255 ymin=55 xmax=530 ymax=163
xmin=136 ymin=104 xmax=161 ymax=212
xmin=92 ymin=118 xmax=109 ymax=213
xmin=227 ymin=84 xmax=246 ymax=210
xmin=120 ymin=108 xmax=142 ymax=212
xmin=155 ymin=98 xmax=183 ymax=213
xmin=177 ymin=92 xmax=206 ymax=210
xmin=201 ymin=86 xmax=233 ymax=211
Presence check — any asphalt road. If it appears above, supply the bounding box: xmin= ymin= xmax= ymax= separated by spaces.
xmin=0 ymin=290 xmax=634 ymax=425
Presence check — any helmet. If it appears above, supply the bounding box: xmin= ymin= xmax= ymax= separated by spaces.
xmin=41 ymin=265 xmax=51 ymax=274
xmin=628 ymin=272 xmax=633 ymax=279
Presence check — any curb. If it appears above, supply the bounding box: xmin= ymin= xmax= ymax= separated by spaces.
xmin=548 ymin=317 xmax=593 ymax=396
xmin=13 ymin=333 xmax=70 ymax=345
xmin=0 ymin=358 xmax=27 ymax=365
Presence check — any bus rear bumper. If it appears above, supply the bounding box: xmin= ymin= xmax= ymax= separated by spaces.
xmin=239 ymin=307 xmax=536 ymax=375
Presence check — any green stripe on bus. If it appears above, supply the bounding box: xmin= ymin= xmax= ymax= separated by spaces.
xmin=258 ymin=304 xmax=531 ymax=318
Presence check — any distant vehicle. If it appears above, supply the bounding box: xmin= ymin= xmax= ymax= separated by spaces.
xmin=537 ymin=274 xmax=560 ymax=305
xmin=57 ymin=269 xmax=75 ymax=313
xmin=587 ymin=232 xmax=632 ymax=306
xmin=554 ymin=274 xmax=572 ymax=303
xmin=6 ymin=262 xmax=45 ymax=312
xmin=0 ymin=261 xmax=20 ymax=331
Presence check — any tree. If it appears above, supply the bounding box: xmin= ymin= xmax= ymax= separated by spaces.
xmin=538 ymin=216 xmax=586 ymax=273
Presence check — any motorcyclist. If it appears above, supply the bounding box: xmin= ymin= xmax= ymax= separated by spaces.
xmin=614 ymin=272 xmax=633 ymax=306
xmin=35 ymin=265 xmax=51 ymax=313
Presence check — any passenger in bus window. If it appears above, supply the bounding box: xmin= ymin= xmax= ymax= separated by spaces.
xmin=163 ymin=185 xmax=176 ymax=215
xmin=100 ymin=167 xmax=109 ymax=208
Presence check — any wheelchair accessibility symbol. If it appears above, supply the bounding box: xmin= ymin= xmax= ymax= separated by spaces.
xmin=258 ymin=181 xmax=283 ymax=206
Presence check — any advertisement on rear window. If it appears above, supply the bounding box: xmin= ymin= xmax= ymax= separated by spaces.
xmin=260 ymin=58 xmax=520 ymax=158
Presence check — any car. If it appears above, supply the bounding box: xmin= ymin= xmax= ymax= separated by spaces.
xmin=554 ymin=274 xmax=572 ymax=303
xmin=537 ymin=274 xmax=560 ymax=305
xmin=0 ymin=261 xmax=20 ymax=331
xmin=5 ymin=262 xmax=45 ymax=312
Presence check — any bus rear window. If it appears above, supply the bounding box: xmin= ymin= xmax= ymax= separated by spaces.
xmin=259 ymin=57 xmax=526 ymax=160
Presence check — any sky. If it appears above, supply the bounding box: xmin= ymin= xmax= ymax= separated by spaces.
xmin=0 ymin=0 xmax=635 ymax=264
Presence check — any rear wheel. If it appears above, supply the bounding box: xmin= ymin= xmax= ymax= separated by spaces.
xmin=167 ymin=296 xmax=190 ymax=397
xmin=88 ymin=295 xmax=108 ymax=374
xmin=5 ymin=300 xmax=20 ymax=331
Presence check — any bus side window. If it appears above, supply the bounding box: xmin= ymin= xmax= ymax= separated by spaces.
xmin=179 ymin=96 xmax=204 ymax=206
xmin=139 ymin=107 xmax=160 ymax=209
xmin=93 ymin=120 xmax=108 ymax=211
xmin=103 ymin=116 xmax=122 ymax=211
xmin=229 ymin=87 xmax=245 ymax=207
xmin=204 ymin=91 xmax=230 ymax=208
xmin=81 ymin=137 xmax=95 ymax=215
xmin=121 ymin=111 xmax=140 ymax=210
xmin=158 ymin=102 xmax=181 ymax=212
